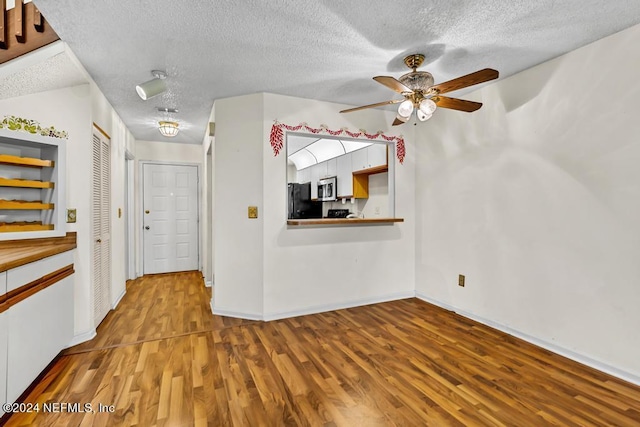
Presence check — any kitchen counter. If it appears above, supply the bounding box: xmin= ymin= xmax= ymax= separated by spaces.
xmin=0 ymin=232 xmax=77 ymax=272
xmin=287 ymin=218 xmax=404 ymax=226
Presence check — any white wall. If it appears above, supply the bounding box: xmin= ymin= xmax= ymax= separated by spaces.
xmin=134 ymin=140 xmax=203 ymax=277
xmin=415 ymin=23 xmax=640 ymax=382
xmin=202 ymin=103 xmax=215 ymax=287
xmin=360 ymin=172 xmax=389 ymax=218
xmin=0 ymin=84 xmax=94 ymax=338
xmin=213 ymin=92 xmax=415 ymax=319
xmin=213 ymin=94 xmax=264 ymax=318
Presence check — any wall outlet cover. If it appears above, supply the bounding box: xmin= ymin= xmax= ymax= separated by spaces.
xmin=67 ymin=208 xmax=77 ymax=223
xmin=458 ymin=274 xmax=465 ymax=287
xmin=248 ymin=206 xmax=258 ymax=219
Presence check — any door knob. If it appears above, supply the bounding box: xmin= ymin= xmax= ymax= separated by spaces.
xmin=145 ymin=226 xmax=150 ymax=230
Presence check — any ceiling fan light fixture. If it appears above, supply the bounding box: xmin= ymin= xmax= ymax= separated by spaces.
xmin=397 ymin=100 xmax=413 ymax=118
xmin=136 ymin=70 xmax=167 ymax=100
xmin=419 ymin=98 xmax=437 ymax=115
xmin=417 ymin=109 xmax=432 ymax=122
xmin=399 ymin=71 xmax=434 ymax=91
xmin=158 ymin=121 xmax=179 ymax=137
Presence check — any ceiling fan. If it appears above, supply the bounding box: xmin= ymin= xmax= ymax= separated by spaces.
xmin=340 ymin=54 xmax=499 ymax=126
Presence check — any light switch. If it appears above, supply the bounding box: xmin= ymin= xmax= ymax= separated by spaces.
xmin=248 ymin=206 xmax=258 ymax=219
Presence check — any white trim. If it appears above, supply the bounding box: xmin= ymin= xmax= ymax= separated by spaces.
xmin=125 ymin=153 xmax=136 ymax=280
xmin=139 ymin=161 xmax=201 ymax=275
xmin=212 ymin=306 xmax=263 ymax=321
xmin=212 ymin=291 xmax=415 ymax=322
xmin=263 ymin=291 xmax=415 ymax=321
xmin=205 ymin=280 xmax=213 ymax=288
xmin=66 ymin=329 xmax=97 ymax=348
xmin=415 ymin=293 xmax=640 ymax=387
xmin=111 ymin=288 xmax=126 ymax=310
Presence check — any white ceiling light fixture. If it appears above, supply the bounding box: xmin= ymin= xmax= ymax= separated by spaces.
xmin=158 ymin=121 xmax=179 ymax=137
xmin=136 ymin=70 xmax=167 ymax=100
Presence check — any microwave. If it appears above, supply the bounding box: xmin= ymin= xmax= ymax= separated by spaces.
xmin=318 ymin=176 xmax=337 ymax=201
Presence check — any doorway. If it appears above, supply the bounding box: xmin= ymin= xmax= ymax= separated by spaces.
xmin=142 ymin=162 xmax=199 ymax=274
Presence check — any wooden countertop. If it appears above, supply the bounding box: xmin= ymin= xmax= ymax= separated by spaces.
xmin=0 ymin=232 xmax=77 ymax=272
xmin=287 ymin=218 xmax=404 ymax=226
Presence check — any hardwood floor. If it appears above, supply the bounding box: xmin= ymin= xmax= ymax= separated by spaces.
xmin=4 ymin=271 xmax=640 ymax=426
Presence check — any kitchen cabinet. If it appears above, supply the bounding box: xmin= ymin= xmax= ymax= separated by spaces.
xmin=336 ymin=153 xmax=352 ymax=197
xmin=325 ymin=158 xmax=337 ymax=178
xmin=310 ymin=164 xmax=320 ymax=199
xmin=351 ymin=144 xmax=388 ymax=171
xmin=297 ymin=167 xmax=310 ymax=184
xmin=0 ymin=248 xmax=75 ymax=406
xmin=367 ymin=143 xmax=388 ymax=168
xmin=0 ymin=129 xmax=66 ymax=240
xmin=0 ymin=311 xmax=6 ymax=417
xmin=351 ymin=147 xmax=369 ymax=171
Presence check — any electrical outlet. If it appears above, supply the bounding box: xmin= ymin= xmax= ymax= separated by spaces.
xmin=458 ymin=274 xmax=465 ymax=287
xmin=248 ymin=206 xmax=258 ymax=219
xmin=374 ymin=206 xmax=380 ymax=215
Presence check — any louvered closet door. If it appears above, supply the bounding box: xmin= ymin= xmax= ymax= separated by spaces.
xmin=92 ymin=129 xmax=111 ymax=327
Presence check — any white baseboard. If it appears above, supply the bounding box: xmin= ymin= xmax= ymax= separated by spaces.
xmin=212 ymin=305 xmax=263 ymax=321
xmin=212 ymin=291 xmax=415 ymax=322
xmin=415 ymin=292 xmax=640 ymax=386
xmin=111 ymin=288 xmax=126 ymax=309
xmin=263 ymin=290 xmax=416 ymax=321
xmin=66 ymin=329 xmax=96 ymax=348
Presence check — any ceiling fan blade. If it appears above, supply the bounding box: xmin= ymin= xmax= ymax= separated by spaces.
xmin=431 ymin=68 xmax=499 ymax=94
xmin=392 ymin=115 xmax=409 ymax=126
xmin=340 ymin=99 xmax=403 ymax=114
xmin=434 ymin=96 xmax=483 ymax=112
xmin=373 ymin=76 xmax=413 ymax=94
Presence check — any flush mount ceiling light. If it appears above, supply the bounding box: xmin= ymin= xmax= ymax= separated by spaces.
xmin=158 ymin=121 xmax=179 ymax=137
xmin=136 ymin=70 xmax=167 ymax=100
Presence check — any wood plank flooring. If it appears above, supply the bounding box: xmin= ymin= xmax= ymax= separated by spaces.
xmin=4 ymin=271 xmax=640 ymax=426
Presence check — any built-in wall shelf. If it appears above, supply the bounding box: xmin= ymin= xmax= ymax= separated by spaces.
xmin=0 ymin=177 xmax=54 ymax=189
xmin=0 ymin=222 xmax=54 ymax=232
xmin=0 ymin=128 xmax=66 ymax=240
xmin=0 ymin=200 xmax=54 ymax=210
xmin=0 ymin=154 xmax=54 ymax=168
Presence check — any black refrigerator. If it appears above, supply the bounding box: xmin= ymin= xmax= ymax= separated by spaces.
xmin=288 ymin=182 xmax=323 ymax=219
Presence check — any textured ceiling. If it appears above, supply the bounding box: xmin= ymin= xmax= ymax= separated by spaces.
xmin=29 ymin=1 xmax=640 ymax=144
xmin=0 ymin=43 xmax=88 ymax=101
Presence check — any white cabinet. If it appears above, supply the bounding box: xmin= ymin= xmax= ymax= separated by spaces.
xmin=351 ymin=147 xmax=369 ymax=171
xmin=0 ymin=312 xmax=7 ymax=417
xmin=0 ymin=251 xmax=75 ymax=406
xmin=350 ymin=144 xmax=388 ymax=171
xmin=325 ymin=158 xmax=337 ymax=178
xmin=297 ymin=167 xmax=311 ymax=184
xmin=310 ymin=164 xmax=321 ymax=199
xmin=367 ymin=144 xmax=388 ymax=168
xmin=337 ymin=153 xmax=353 ymax=197
xmin=6 ymin=274 xmax=74 ymax=403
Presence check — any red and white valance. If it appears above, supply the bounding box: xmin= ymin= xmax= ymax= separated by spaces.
xmin=270 ymin=121 xmax=405 ymax=164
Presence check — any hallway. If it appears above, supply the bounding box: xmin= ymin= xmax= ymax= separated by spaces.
xmin=3 ymin=272 xmax=640 ymax=426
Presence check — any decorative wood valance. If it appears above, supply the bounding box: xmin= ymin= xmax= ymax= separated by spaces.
xmin=0 ymin=1 xmax=60 ymax=64
xmin=270 ymin=121 xmax=405 ymax=164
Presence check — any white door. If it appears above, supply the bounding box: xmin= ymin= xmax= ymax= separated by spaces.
xmin=143 ymin=163 xmax=199 ymax=274
xmin=92 ymin=129 xmax=111 ymax=327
